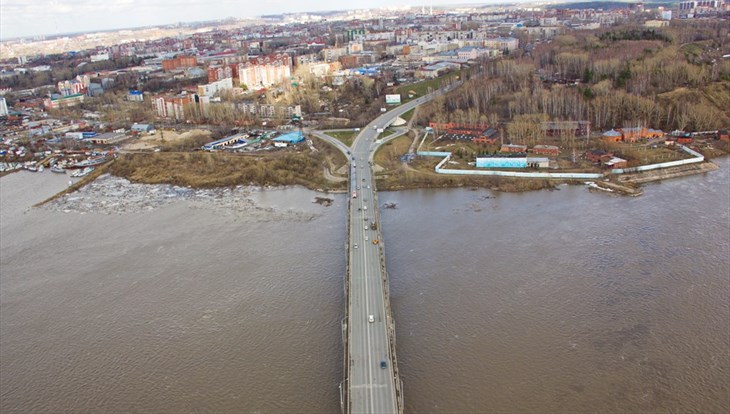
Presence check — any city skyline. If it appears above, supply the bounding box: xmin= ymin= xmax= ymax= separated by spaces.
xmin=0 ymin=0 xmax=525 ymax=40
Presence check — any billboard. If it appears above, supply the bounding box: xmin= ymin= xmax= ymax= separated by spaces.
xmin=385 ymin=94 xmax=401 ymax=105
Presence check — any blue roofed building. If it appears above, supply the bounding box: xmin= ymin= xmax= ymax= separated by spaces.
xmin=272 ymin=131 xmax=305 ymax=147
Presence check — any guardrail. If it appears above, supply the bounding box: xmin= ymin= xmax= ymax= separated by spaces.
xmin=342 ymin=165 xmax=352 ymax=414
xmin=371 ymin=179 xmax=404 ymax=414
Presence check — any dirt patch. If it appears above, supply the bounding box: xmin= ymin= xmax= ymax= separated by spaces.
xmin=121 ymin=129 xmax=211 ymax=151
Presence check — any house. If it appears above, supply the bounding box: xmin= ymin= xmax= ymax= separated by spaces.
xmin=677 ymin=136 xmax=693 ymax=144
xmin=472 ymin=128 xmax=500 ymax=145
xmin=542 ymin=121 xmax=590 ymax=137
xmin=500 ymin=144 xmax=527 ymax=153
xmin=604 ymin=157 xmax=628 ymax=169
xmin=532 ymin=144 xmax=560 ymax=156
xmin=586 ymin=149 xmax=612 ymax=163
xmin=131 ymin=123 xmax=154 ymax=133
xmin=84 ymin=132 xmax=126 ymax=145
xmin=718 ymin=130 xmax=729 ymax=142
xmin=618 ymin=127 xmax=663 ymax=143
xmin=602 ymin=129 xmax=622 ymax=142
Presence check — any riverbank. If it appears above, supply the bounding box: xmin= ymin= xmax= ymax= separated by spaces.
xmin=30 ymin=146 xmax=726 ymax=205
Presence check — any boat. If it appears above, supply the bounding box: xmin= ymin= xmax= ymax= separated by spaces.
xmin=71 ymin=167 xmax=95 ymax=177
xmin=51 ymin=165 xmax=66 ymax=173
xmin=68 ymin=153 xmax=113 ymax=169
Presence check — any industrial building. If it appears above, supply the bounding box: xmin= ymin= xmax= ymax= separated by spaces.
xmin=476 ymin=157 xmax=549 ymax=169
xmin=272 ymin=131 xmax=305 ymax=147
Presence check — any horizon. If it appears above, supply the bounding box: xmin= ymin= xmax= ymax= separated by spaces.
xmin=0 ymin=0 xmax=618 ymax=41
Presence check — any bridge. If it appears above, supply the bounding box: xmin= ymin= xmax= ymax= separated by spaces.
xmin=319 ymin=93 xmax=440 ymax=413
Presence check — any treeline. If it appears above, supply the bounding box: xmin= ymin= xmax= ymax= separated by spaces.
xmin=418 ymin=21 xmax=730 ymax=133
xmin=0 ymin=56 xmax=143 ymax=90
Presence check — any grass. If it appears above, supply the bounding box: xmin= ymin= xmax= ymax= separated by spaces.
xmin=400 ymin=108 xmax=415 ymax=123
xmin=323 ymin=130 xmax=358 ymax=147
xmin=381 ymin=128 xmax=397 ymax=139
xmin=396 ymin=70 xmax=462 ymax=102
xmin=374 ymin=135 xmax=413 ymax=170
xmin=108 ymin=151 xmax=346 ymax=191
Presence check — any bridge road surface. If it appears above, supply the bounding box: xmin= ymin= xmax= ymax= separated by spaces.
xmin=346 ymin=95 xmax=437 ymax=413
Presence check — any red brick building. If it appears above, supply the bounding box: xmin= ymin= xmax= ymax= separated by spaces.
xmin=500 ymin=144 xmax=527 ymax=153
xmin=532 ymin=144 xmax=560 ymax=156
xmin=162 ymin=55 xmax=198 ymax=71
xmin=586 ymin=149 xmax=612 ymax=163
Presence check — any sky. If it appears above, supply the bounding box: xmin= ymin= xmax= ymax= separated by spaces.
xmin=0 ymin=0 xmax=515 ymax=40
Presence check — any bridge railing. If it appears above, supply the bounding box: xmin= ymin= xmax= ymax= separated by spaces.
xmin=342 ymin=166 xmax=352 ymax=414
xmin=370 ymin=179 xmax=404 ymax=413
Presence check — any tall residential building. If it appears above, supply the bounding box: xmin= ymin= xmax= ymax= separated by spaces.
xmin=237 ymin=53 xmax=292 ymax=90
xmin=0 ymin=96 xmax=8 ymax=117
xmin=207 ymin=64 xmax=238 ymax=82
xmin=152 ymin=94 xmax=195 ymax=120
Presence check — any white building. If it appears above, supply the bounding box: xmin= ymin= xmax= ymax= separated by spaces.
xmin=197 ymin=77 xmax=233 ymax=97
xmin=90 ymin=52 xmax=110 ymax=62
xmin=0 ymin=96 xmax=8 ymax=117
xmin=484 ymin=37 xmax=519 ymax=52
xmin=238 ymin=62 xmax=291 ymax=90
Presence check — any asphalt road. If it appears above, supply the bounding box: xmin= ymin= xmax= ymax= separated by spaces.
xmin=347 ymin=95 xmax=436 ymax=413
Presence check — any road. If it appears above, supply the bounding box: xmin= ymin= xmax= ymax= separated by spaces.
xmin=346 ymin=95 xmax=437 ymax=413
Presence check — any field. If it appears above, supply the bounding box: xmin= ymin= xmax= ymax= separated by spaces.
xmin=108 ymin=137 xmax=347 ymax=191
xmin=122 ymin=129 xmax=212 ymax=151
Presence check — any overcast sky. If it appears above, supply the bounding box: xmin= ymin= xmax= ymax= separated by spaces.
xmin=0 ymin=0 xmax=514 ymax=40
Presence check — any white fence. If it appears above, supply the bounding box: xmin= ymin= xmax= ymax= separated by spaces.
xmin=419 ymin=144 xmax=705 ymax=179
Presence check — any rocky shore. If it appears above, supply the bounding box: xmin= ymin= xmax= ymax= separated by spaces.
xmin=43 ymin=174 xmax=320 ymax=222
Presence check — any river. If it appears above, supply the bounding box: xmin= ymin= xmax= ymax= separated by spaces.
xmin=1 ymin=158 xmax=728 ymax=412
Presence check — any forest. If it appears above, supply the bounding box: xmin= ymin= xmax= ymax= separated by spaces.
xmin=416 ymin=21 xmax=730 ymax=136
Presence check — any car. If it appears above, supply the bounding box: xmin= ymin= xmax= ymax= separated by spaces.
xmin=365 ymin=225 xmax=368 ymax=230
xmin=365 ymin=236 xmax=369 ymax=241
xmin=363 ymin=206 xmax=367 ymax=210
xmin=368 ymin=315 xmax=374 ymax=323
xmin=367 ymin=185 xmax=370 ymax=189
xmin=354 ymin=243 xmax=358 ymax=249
xmin=380 ymin=361 xmax=387 ymax=369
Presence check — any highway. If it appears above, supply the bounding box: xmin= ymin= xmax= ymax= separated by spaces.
xmin=346 ymin=95 xmax=436 ymax=413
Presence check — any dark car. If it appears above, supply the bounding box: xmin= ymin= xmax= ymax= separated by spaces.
xmin=380 ymin=361 xmax=387 ymax=369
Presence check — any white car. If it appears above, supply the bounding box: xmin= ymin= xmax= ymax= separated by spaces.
xmin=368 ymin=315 xmax=374 ymax=323
xmin=354 ymin=243 xmax=358 ymax=249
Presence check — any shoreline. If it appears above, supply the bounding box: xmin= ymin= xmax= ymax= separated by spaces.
xmin=22 ymin=154 xmax=727 ymax=208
